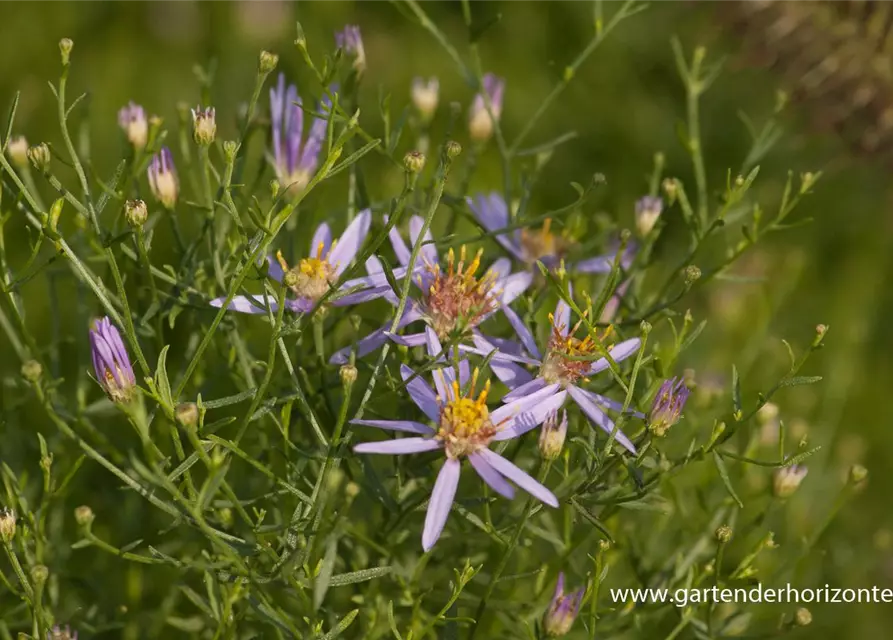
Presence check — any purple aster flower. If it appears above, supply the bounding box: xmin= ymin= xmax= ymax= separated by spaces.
xmin=774 ymin=464 xmax=808 ymax=498
xmin=543 ymin=572 xmax=585 ymax=637
xmin=412 ymin=76 xmax=439 ymax=121
xmin=635 ymin=195 xmax=663 ymax=236
xmin=90 ymin=317 xmax=136 ymax=404
xmin=147 ymin=146 xmax=178 ymax=209
xmin=211 ymin=210 xmax=396 ymax=315
xmin=467 ymin=192 xmax=629 ymax=273
xmin=270 ymin=73 xmax=329 ymax=194
xmin=649 ymin=377 xmax=690 ymax=436
xmin=466 ymin=293 xmax=642 ymax=454
xmin=47 ymin=626 xmax=77 ymax=640
xmin=330 ymin=214 xmax=532 ymax=364
xmin=335 ymin=25 xmax=366 ymax=74
xmin=468 ymin=73 xmax=505 ymax=142
xmin=353 ymin=327 xmax=562 ymax=551
xmin=118 ymin=101 xmax=148 ymax=149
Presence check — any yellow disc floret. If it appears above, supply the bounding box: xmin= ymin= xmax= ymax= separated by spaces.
xmin=437 ymin=370 xmax=497 ymax=458
xmin=519 ymin=218 xmax=571 ymax=264
xmin=424 ymin=245 xmax=499 ymax=339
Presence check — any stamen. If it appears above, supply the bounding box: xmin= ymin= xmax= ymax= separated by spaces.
xmin=276 ymin=250 xmax=290 ymax=272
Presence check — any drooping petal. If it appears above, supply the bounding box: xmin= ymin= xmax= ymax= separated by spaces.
xmin=400 ymin=364 xmax=440 ymax=422
xmin=554 ymin=297 xmax=571 ymax=337
xmin=468 ymin=452 xmax=516 ymax=499
xmin=310 ymin=223 xmax=333 ymax=257
xmin=501 ymin=305 xmax=542 ymax=360
xmin=578 ymin=387 xmax=645 ymax=418
xmin=493 ymin=389 xmax=568 ymax=441
xmin=477 ymin=449 xmax=559 ymax=508
xmin=422 ymin=458 xmax=461 ymax=551
xmin=490 ymin=383 xmax=561 ymax=426
xmin=489 ymin=358 xmax=534 ymax=389
xmin=469 ymin=333 xmax=535 ymax=364
xmin=210 ymin=294 xmax=281 ymax=315
xmin=329 ymin=309 xmax=421 ymax=364
xmin=386 ymin=331 xmax=427 ymax=347
xmin=496 ymin=271 xmax=532 ymax=306
xmin=354 ymin=437 xmax=442 ymax=455
xmin=467 ymin=193 xmax=523 ymax=260
xmin=409 ymin=215 xmax=438 ymax=266
xmin=351 ymin=419 xmax=434 ymax=435
xmin=567 ymin=385 xmax=637 ymax=454
xmin=424 ymin=325 xmax=444 ymax=358
xmin=573 ymin=253 xmax=614 ymax=273
xmin=387 ymin=216 xmax=412 ymax=267
xmin=589 ymin=337 xmax=642 ymax=374
xmin=328 ymin=209 xmax=371 ymax=275
xmin=264 ymin=255 xmax=285 ymax=283
xmin=502 ymin=377 xmax=549 ymax=402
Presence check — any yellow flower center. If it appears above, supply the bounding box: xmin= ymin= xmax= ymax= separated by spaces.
xmin=424 ymin=245 xmax=499 ymax=340
xmin=540 ymin=313 xmax=613 ymax=386
xmin=437 ymin=371 xmax=497 ymax=458
xmin=277 ymin=243 xmax=336 ymax=301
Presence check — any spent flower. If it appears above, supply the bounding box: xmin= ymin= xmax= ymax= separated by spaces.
xmin=89 ymin=316 xmax=136 ymax=403
xmin=335 ymin=25 xmax=366 ymax=75
xmin=635 ymin=195 xmax=663 ymax=236
xmin=191 ymin=105 xmax=217 ymax=145
xmin=47 ymin=626 xmax=77 ymax=640
xmin=147 ymin=147 xmax=178 ymax=209
xmin=543 ymin=572 xmax=585 ymax=637
xmin=539 ymin=410 xmax=568 ymax=460
xmin=6 ymin=135 xmax=28 ymax=168
xmin=118 ymin=102 xmax=148 ymax=149
xmin=468 ymin=73 xmax=505 ymax=142
xmin=269 ymin=73 xmax=328 ymax=194
xmin=649 ymin=377 xmax=690 ymax=436
xmin=0 ymin=507 xmax=16 ymax=543
xmin=352 ymin=328 xmax=562 ymax=550
xmin=28 ymin=142 xmax=51 ymax=171
xmin=774 ymin=465 xmax=808 ymax=498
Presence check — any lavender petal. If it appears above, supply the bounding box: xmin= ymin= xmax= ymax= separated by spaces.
xmin=328 ymin=209 xmax=371 ymax=275
xmin=567 ymin=385 xmax=637 ymax=454
xmin=477 ymin=449 xmax=558 ymax=508
xmin=354 ymin=437 xmax=442 ymax=455
xmin=400 ymin=364 xmax=440 ymax=422
xmin=468 ymin=452 xmax=516 ymax=499
xmin=351 ymin=419 xmax=434 ymax=435
xmin=589 ymin=338 xmax=642 ymax=374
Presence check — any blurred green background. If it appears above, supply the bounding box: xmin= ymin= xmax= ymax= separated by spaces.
xmin=1 ymin=1 xmax=891 ymax=638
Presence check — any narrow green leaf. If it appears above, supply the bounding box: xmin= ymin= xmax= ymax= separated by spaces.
xmin=314 ymin=536 xmax=339 ymax=610
xmin=731 ymin=364 xmax=741 ymax=415
xmin=712 ymin=451 xmax=744 ymax=508
xmin=319 ymin=609 xmax=359 ymax=639
xmin=327 ymin=566 xmax=392 ymax=587
xmin=778 ymin=375 xmax=822 ymax=388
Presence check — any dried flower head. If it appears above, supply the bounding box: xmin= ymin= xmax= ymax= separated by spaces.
xmin=6 ymin=135 xmax=29 ymax=168
xmin=89 ymin=317 xmax=136 ymax=403
xmin=649 ymin=377 xmax=690 ymax=437
xmin=125 ymin=199 xmax=148 ymax=227
xmin=411 ymin=76 xmax=439 ymax=121
xmin=191 ymin=105 xmax=217 ymax=145
xmin=148 ymin=147 xmax=178 ymax=209
xmin=118 ymin=102 xmax=148 ymax=149
xmin=539 ymin=410 xmax=568 ymax=460
xmin=28 ymin=142 xmax=51 ymax=171
xmin=468 ymin=73 xmax=505 ymax=142
xmin=0 ymin=507 xmax=16 ymax=543
xmin=543 ymin=572 xmax=584 ymax=637
xmin=635 ymin=195 xmax=663 ymax=236
xmin=773 ymin=464 xmax=808 ymax=498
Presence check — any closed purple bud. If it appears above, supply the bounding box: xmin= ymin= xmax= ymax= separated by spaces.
xmin=118 ymin=102 xmax=148 ymax=149
xmin=650 ymin=377 xmax=689 ymax=436
xmin=47 ymin=626 xmax=78 ymax=640
xmin=469 ymin=73 xmax=505 ymax=142
xmin=774 ymin=464 xmax=808 ymax=498
xmin=544 ymin=572 xmax=584 ymax=636
xmin=191 ymin=105 xmax=217 ymax=145
xmin=89 ymin=317 xmax=136 ymax=403
xmin=335 ymin=25 xmax=365 ymax=74
xmin=148 ymin=147 xmax=178 ymax=209
xmin=269 ymin=73 xmax=329 ymax=194
xmin=635 ymin=195 xmax=663 ymax=236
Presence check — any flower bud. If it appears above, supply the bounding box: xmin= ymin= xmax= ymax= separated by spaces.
xmin=30 ymin=564 xmax=48 ymax=587
xmin=794 ymin=607 xmax=812 ymax=627
xmin=543 ymin=572 xmax=584 ymax=637
xmin=339 ymin=364 xmax=358 ymax=386
xmin=223 ymin=140 xmax=238 ymax=162
xmin=47 ymin=625 xmax=77 ymax=640
xmin=259 ymin=50 xmax=279 ymax=74
xmin=445 ymin=140 xmax=462 ymax=159
xmin=411 ymin=77 xmax=439 ymax=121
xmin=191 ymin=106 xmax=217 ymax=146
xmin=468 ymin=73 xmax=504 ymax=143
xmin=635 ymin=195 xmax=663 ymax=236
xmin=598 ymin=539 xmax=611 ymax=552
xmin=175 ymin=402 xmax=200 ymax=429
xmin=118 ymin=102 xmax=148 ymax=150
xmin=74 ymin=505 xmax=94 ymax=527
xmin=403 ymin=150 xmax=426 ymax=174
xmin=773 ymin=465 xmax=808 ymax=498
xmin=662 ymin=177 xmax=678 ymax=203
xmin=21 ymin=359 xmax=42 ymax=383
xmin=148 ymin=147 xmax=178 ymax=209
xmin=849 ymin=463 xmax=868 ymax=485
xmin=335 ymin=25 xmax=366 ymax=75
xmin=0 ymin=507 xmax=16 ymax=543
xmin=649 ymin=377 xmax=690 ymax=437
xmin=715 ymin=524 xmax=732 ymax=543
xmin=684 ymin=265 xmax=701 ymax=285
xmin=539 ymin=410 xmax=568 ymax=461
xmin=59 ymin=38 xmax=73 ymax=65
xmin=89 ymin=317 xmax=136 ymax=403
xmin=6 ymin=136 xmax=28 ymax=168
xmin=756 ymin=402 xmax=779 ymax=426
xmin=125 ymin=199 xmax=148 ymax=227
xmin=27 ymin=143 xmax=51 ymax=172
